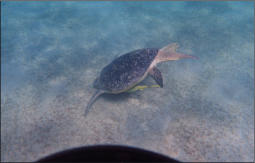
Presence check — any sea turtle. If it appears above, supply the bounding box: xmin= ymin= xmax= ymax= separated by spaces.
xmin=85 ymin=43 xmax=197 ymax=116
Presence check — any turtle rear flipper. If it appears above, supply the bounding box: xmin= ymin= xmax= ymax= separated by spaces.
xmin=156 ymin=43 xmax=198 ymax=62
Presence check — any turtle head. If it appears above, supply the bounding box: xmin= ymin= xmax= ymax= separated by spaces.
xmin=155 ymin=43 xmax=198 ymax=63
xmin=93 ymin=77 xmax=101 ymax=89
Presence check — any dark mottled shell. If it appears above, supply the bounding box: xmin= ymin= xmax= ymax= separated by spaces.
xmin=94 ymin=48 xmax=159 ymax=92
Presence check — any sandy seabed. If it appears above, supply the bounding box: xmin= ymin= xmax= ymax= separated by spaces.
xmin=1 ymin=1 xmax=254 ymax=162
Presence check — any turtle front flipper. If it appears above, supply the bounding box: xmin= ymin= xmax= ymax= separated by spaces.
xmin=85 ymin=89 xmax=105 ymax=116
xmin=149 ymin=67 xmax=163 ymax=88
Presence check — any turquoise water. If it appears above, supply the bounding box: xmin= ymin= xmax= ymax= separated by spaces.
xmin=1 ymin=1 xmax=254 ymax=162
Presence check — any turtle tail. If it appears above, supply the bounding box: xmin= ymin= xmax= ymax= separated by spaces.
xmin=85 ymin=90 xmax=105 ymax=116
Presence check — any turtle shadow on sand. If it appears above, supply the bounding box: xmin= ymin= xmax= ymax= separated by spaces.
xmin=84 ymin=43 xmax=198 ymax=116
